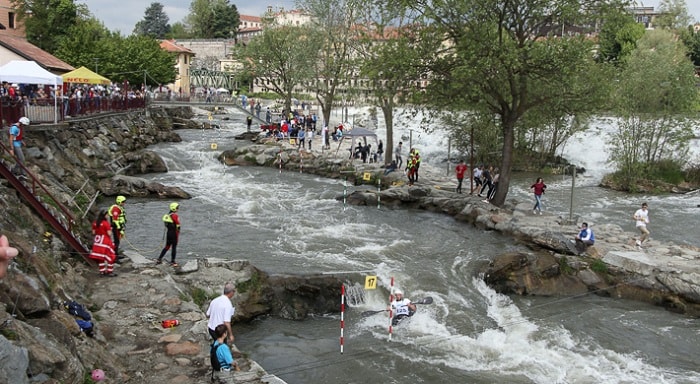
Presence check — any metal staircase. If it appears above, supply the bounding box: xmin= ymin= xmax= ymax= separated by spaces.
xmin=0 ymin=142 xmax=91 ymax=262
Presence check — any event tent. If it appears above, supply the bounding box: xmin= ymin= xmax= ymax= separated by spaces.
xmin=62 ymin=66 xmax=111 ymax=85
xmin=336 ymin=126 xmax=379 ymax=157
xmin=0 ymin=60 xmax=63 ymax=123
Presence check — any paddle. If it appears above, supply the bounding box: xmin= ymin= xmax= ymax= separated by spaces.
xmin=360 ymin=296 xmax=434 ymax=317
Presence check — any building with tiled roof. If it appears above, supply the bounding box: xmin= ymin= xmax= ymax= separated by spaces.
xmin=159 ymin=39 xmax=195 ymax=94
xmin=238 ymin=14 xmax=263 ymax=43
xmin=0 ymin=35 xmax=73 ymax=73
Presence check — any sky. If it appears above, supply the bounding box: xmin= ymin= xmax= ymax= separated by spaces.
xmin=81 ymin=0 xmax=700 ymax=35
xmin=79 ymin=1 xmax=296 ymax=35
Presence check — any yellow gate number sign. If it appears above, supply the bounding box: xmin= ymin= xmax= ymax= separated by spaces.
xmin=210 ymin=143 xmax=218 ymax=150
xmin=208 ymin=113 xmax=213 ymax=121
xmin=364 ymin=275 xmax=378 ymax=290
xmin=363 ymin=172 xmax=372 ymax=181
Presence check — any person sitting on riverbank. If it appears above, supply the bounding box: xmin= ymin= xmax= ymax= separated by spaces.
xmin=384 ymin=160 xmax=398 ymax=175
xmin=574 ymin=222 xmax=595 ymax=255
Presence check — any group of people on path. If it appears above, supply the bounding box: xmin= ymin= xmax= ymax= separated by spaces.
xmin=88 ymin=196 xmax=182 ymax=276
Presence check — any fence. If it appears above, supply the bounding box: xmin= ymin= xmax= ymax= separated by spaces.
xmin=1 ymin=95 xmax=147 ymax=126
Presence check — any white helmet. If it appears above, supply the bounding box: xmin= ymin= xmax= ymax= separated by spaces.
xmin=394 ymin=289 xmax=403 ymax=296
xmin=19 ymin=117 xmax=30 ymax=125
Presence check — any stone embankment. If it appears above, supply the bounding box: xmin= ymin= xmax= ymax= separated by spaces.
xmin=222 ymin=140 xmax=700 ymax=317
xmin=0 ymin=106 xmax=345 ymax=383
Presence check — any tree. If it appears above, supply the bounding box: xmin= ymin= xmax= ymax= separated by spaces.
xmin=597 ymin=9 xmax=645 ymax=64
xmin=299 ymin=0 xmax=355 ymax=135
xmin=134 ymin=2 xmax=171 ymax=39
xmin=347 ymin=0 xmax=429 ymax=166
xmin=654 ymin=0 xmax=694 ymax=30
xmin=187 ymin=0 xmax=240 ymax=39
xmin=608 ymin=29 xmax=698 ymax=185
xmin=237 ymin=24 xmax=320 ymax=113
xmin=402 ymin=0 xmax=614 ymax=206
xmin=680 ymin=26 xmax=700 ymax=66
xmin=12 ymin=0 xmax=81 ymax=53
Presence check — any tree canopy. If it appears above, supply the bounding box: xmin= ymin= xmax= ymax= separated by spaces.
xmin=12 ymin=0 xmax=82 ymax=53
xmin=134 ymin=2 xmax=171 ymax=39
xmin=187 ymin=0 xmax=240 ymax=39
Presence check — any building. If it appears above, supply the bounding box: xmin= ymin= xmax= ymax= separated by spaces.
xmin=238 ymin=15 xmax=263 ymax=43
xmin=628 ymin=6 xmax=661 ymax=29
xmin=0 ymin=0 xmax=24 ymax=38
xmin=159 ymin=39 xmax=195 ymax=94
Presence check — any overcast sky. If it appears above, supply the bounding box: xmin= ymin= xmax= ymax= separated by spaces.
xmin=78 ymin=1 xmax=296 ymax=34
xmin=80 ymin=0 xmax=700 ymax=35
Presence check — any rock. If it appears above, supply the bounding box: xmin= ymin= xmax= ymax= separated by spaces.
xmin=0 ymin=336 xmax=29 ymax=384
xmin=159 ymin=334 xmax=182 ymax=343
xmin=0 ymin=271 xmax=51 ymax=316
xmin=165 ymin=341 xmax=201 ymax=356
xmin=98 ymin=175 xmax=191 ymax=199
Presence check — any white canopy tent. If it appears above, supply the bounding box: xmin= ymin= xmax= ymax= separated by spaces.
xmin=0 ymin=60 xmax=63 ymax=123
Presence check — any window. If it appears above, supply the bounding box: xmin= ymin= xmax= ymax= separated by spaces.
xmin=8 ymin=12 xmax=14 ymax=29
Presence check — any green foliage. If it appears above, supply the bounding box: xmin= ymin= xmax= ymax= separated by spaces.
xmin=654 ymin=0 xmax=694 ymax=30
xmin=134 ymin=2 xmax=171 ymax=39
xmin=680 ymin=26 xmax=700 ymax=66
xmin=236 ymin=271 xmax=262 ymax=294
xmin=597 ymin=9 xmax=645 ymax=64
xmin=12 ymin=0 xmax=82 ymax=53
xmin=590 ymin=259 xmax=608 ymax=273
xmin=168 ymin=22 xmax=192 ymax=39
xmin=608 ymin=30 xmax=698 ymax=181
xmin=558 ymin=256 xmax=573 ymax=275
xmin=405 ymin=0 xmax=616 ymax=206
xmin=187 ymin=0 xmax=240 ymax=39
xmin=237 ymin=24 xmax=321 ymax=113
xmin=190 ymin=287 xmax=215 ymax=307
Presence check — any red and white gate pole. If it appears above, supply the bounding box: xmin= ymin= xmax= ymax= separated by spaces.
xmin=388 ymin=276 xmax=394 ymax=341
xmin=340 ymin=284 xmax=345 ymax=353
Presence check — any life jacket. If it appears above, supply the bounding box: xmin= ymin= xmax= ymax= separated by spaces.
xmin=11 ymin=124 xmax=22 ymax=142
xmin=163 ymin=211 xmax=179 ymax=230
xmin=109 ymin=204 xmax=126 ymax=228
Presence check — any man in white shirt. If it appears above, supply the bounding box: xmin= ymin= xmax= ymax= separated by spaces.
xmin=388 ymin=289 xmax=416 ymax=325
xmin=633 ymin=202 xmax=650 ymax=247
xmin=206 ymin=283 xmax=236 ymax=343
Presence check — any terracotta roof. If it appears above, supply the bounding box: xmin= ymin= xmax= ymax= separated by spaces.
xmin=0 ymin=35 xmax=73 ymax=72
xmin=240 ymin=15 xmax=261 ymax=23
xmin=159 ymin=39 xmax=195 ymax=54
xmin=238 ymin=27 xmax=263 ymax=33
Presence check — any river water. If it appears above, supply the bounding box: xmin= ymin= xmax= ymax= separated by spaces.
xmin=123 ymin=108 xmax=699 ymax=384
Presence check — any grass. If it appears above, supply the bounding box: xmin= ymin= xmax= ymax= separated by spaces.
xmin=558 ymin=256 xmax=573 ymax=275
xmin=236 ymin=270 xmax=262 ymax=294
xmin=590 ymin=259 xmax=608 ymax=273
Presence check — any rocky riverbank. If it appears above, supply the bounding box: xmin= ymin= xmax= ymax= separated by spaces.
xmin=222 ymin=140 xmax=700 ymax=317
xmin=0 ymin=106 xmax=346 ymax=383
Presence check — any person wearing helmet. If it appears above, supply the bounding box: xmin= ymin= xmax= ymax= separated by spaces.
xmin=109 ymin=196 xmax=127 ymax=257
xmin=8 ymin=117 xmax=30 ymax=179
xmin=388 ymin=289 xmax=416 ymax=326
xmin=156 ymin=202 xmax=181 ymax=267
xmin=88 ymin=209 xmax=117 ymax=276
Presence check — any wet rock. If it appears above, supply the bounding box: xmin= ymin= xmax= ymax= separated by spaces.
xmin=165 ymin=341 xmax=201 ymax=356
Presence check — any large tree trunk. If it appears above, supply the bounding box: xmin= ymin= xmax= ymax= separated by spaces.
xmin=492 ymin=118 xmax=516 ymax=206
xmin=380 ymin=99 xmax=394 ymax=167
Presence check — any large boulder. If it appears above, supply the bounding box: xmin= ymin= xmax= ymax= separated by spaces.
xmin=98 ymin=175 xmax=191 ymax=199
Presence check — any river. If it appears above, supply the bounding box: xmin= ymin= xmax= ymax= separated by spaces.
xmin=123 ymin=108 xmax=699 ymax=384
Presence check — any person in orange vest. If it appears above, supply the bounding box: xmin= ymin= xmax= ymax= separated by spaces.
xmin=156 ymin=202 xmax=181 ymax=267
xmin=89 ymin=209 xmax=117 ymax=276
xmin=109 ymin=196 xmax=127 ymax=257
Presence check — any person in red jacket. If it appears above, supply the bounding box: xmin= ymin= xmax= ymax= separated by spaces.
xmin=89 ymin=209 xmax=117 ymax=276
xmin=455 ymin=159 xmax=468 ymax=193
xmin=156 ymin=202 xmax=181 ymax=267
xmin=530 ymin=177 xmax=547 ymax=215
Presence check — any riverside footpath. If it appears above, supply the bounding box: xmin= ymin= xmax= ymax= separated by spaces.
xmin=221 ymin=138 xmax=700 ymax=316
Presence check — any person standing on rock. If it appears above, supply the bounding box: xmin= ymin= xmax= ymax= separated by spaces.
xmin=156 ymin=202 xmax=181 ymax=267
xmin=206 ymin=283 xmax=236 ymax=344
xmin=246 ymin=115 xmax=253 ymax=132
xmin=633 ymin=202 xmax=650 ymax=247
xmin=395 ymin=142 xmax=403 ymax=169
xmin=455 ymin=159 xmax=468 ymax=193
xmin=90 ymin=209 xmax=117 ymax=276
xmin=109 ymin=196 xmax=127 ymax=257
xmin=211 ymin=324 xmax=240 ymax=376
xmin=530 ymin=177 xmax=547 ymax=215
xmin=8 ymin=116 xmax=30 ymax=179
